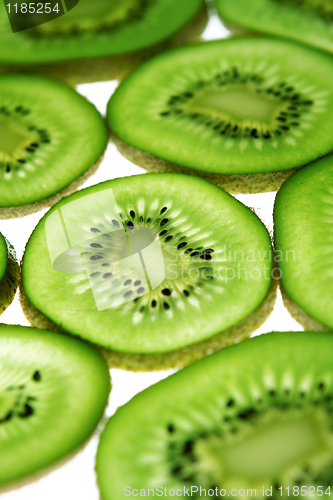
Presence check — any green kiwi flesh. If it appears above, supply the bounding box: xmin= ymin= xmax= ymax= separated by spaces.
xmin=215 ymin=0 xmax=333 ymax=56
xmin=97 ymin=331 xmax=333 ymax=499
xmin=274 ymin=154 xmax=333 ymax=331
xmin=0 ymin=324 xmax=110 ymax=488
xmin=0 ymin=232 xmax=19 ymax=314
xmin=0 ymin=75 xmax=107 ymax=217
xmin=0 ymin=0 xmax=205 ymax=64
xmin=21 ymin=174 xmax=274 ymax=370
xmin=108 ymin=38 xmax=333 ymax=187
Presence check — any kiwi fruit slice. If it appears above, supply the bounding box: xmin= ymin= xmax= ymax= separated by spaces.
xmin=215 ymin=0 xmax=333 ymax=56
xmin=21 ymin=173 xmax=276 ymax=371
xmin=97 ymin=331 xmax=333 ymax=498
xmin=0 ymin=0 xmax=207 ymax=85
xmin=0 ymin=232 xmax=19 ymax=314
xmin=108 ymin=38 xmax=333 ymax=194
xmin=274 ymin=154 xmax=333 ymax=331
xmin=0 ymin=74 xmax=107 ymax=219
xmin=0 ymin=324 xmax=110 ymax=490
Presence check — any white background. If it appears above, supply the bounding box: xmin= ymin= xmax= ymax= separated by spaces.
xmin=0 ymin=12 xmax=302 ymax=500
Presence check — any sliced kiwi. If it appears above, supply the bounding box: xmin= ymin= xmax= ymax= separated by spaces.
xmin=0 ymin=0 xmax=207 ymax=85
xmin=274 ymin=154 xmax=333 ymax=331
xmin=21 ymin=173 xmax=276 ymax=371
xmin=108 ymin=38 xmax=333 ymax=194
xmin=0 ymin=232 xmax=19 ymax=314
xmin=0 ymin=75 xmax=107 ymax=219
xmin=215 ymin=0 xmax=333 ymax=56
xmin=97 ymin=331 xmax=333 ymax=498
xmin=0 ymin=324 xmax=110 ymax=490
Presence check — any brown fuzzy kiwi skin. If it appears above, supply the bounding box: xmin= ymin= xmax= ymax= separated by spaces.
xmin=279 ymin=283 xmax=329 ymax=332
xmin=0 ymin=238 xmax=20 ymax=315
xmin=19 ymin=268 xmax=277 ymax=372
xmin=0 ymin=7 xmax=208 ymax=86
xmin=111 ymin=133 xmax=298 ymax=195
xmin=0 ymin=156 xmax=103 ymax=220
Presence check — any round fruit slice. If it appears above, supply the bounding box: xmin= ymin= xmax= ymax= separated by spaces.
xmin=0 ymin=75 xmax=107 ymax=218
xmin=0 ymin=0 xmax=207 ymax=84
xmin=0 ymin=324 xmax=110 ymax=489
xmin=21 ymin=174 xmax=275 ymax=371
xmin=274 ymin=154 xmax=333 ymax=331
xmin=215 ymin=0 xmax=333 ymax=56
xmin=97 ymin=331 xmax=333 ymax=499
xmin=0 ymin=232 xmax=19 ymax=314
xmin=108 ymin=38 xmax=333 ymax=194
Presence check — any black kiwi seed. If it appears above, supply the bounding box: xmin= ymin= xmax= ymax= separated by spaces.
xmin=227 ymin=398 xmax=235 ymax=407
xmin=162 ymin=288 xmax=172 ymax=296
xmin=151 ymin=300 xmax=157 ymax=307
xmin=112 ymin=220 xmax=120 ymax=227
xmin=130 ymin=210 xmax=136 ymax=219
xmin=90 ymin=272 xmax=100 ymax=277
xmin=163 ymin=302 xmax=170 ymax=310
xmin=90 ymin=255 xmax=103 ymax=261
xmin=165 ymin=236 xmax=173 ymax=242
xmin=127 ymin=221 xmax=134 ymax=230
xmin=33 ymin=370 xmax=41 ymax=382
xmin=160 ymin=207 xmax=168 ymax=214
xmin=124 ymin=279 xmax=132 ymax=286
xmin=184 ymin=248 xmax=193 ymax=254
xmin=200 ymin=254 xmax=212 ymax=261
xmin=177 ymin=242 xmax=187 ymax=249
xmin=124 ymin=291 xmax=133 ymax=298
xmin=160 ymin=218 xmax=169 ymax=226
xmin=102 ymin=273 xmax=112 ymax=279
xmin=183 ymin=290 xmax=190 ymax=297
xmin=90 ymin=228 xmax=101 ymax=233
xmin=18 ymin=404 xmax=34 ymax=418
xmin=190 ymin=251 xmax=201 ymax=257
xmin=168 ymin=424 xmax=175 ymax=433
xmin=137 ymin=287 xmax=145 ymax=294
xmin=90 ymin=243 xmax=103 ymax=248
xmin=134 ymin=281 xmax=141 ymax=286
xmin=160 ymin=230 xmax=167 ymax=236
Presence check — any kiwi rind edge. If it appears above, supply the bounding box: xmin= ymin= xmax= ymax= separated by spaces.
xmin=19 ymin=272 xmax=278 ymax=372
xmin=0 ymin=7 xmax=208 ymax=86
xmin=280 ymin=283 xmax=329 ymax=332
xmin=0 ymin=238 xmax=19 ymax=315
xmin=111 ymin=134 xmax=298 ymax=195
xmin=0 ymin=156 xmax=103 ymax=220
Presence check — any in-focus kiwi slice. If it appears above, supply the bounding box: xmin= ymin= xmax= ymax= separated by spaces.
xmin=97 ymin=331 xmax=333 ymax=499
xmin=21 ymin=173 xmax=275 ymax=371
xmin=0 ymin=0 xmax=207 ymax=85
xmin=0 ymin=324 xmax=110 ymax=490
xmin=274 ymin=154 xmax=333 ymax=331
xmin=108 ymin=38 xmax=333 ymax=194
xmin=0 ymin=75 xmax=107 ymax=219
xmin=215 ymin=0 xmax=333 ymax=56
xmin=0 ymin=232 xmax=19 ymax=314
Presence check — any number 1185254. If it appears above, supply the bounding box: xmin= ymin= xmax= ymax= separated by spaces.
xmin=6 ymin=3 xmax=60 ymax=14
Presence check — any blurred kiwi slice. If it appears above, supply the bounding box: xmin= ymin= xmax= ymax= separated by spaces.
xmin=0 ymin=232 xmax=19 ymax=314
xmin=0 ymin=0 xmax=207 ymax=85
xmin=108 ymin=38 xmax=333 ymax=194
xmin=274 ymin=154 xmax=333 ymax=331
xmin=215 ymin=0 xmax=333 ymax=56
xmin=0 ymin=75 xmax=107 ymax=219
xmin=97 ymin=331 xmax=333 ymax=499
xmin=0 ymin=324 xmax=110 ymax=490
xmin=21 ymin=173 xmax=275 ymax=371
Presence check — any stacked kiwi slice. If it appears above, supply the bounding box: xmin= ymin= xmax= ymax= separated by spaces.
xmin=21 ymin=173 xmax=275 ymax=370
xmin=97 ymin=332 xmax=333 ymax=499
xmin=215 ymin=0 xmax=333 ymax=55
xmin=0 ymin=0 xmax=207 ymax=84
xmin=0 ymin=232 xmax=19 ymax=315
xmin=274 ymin=154 xmax=333 ymax=331
xmin=0 ymin=324 xmax=110 ymax=490
xmin=107 ymin=37 xmax=333 ymax=194
xmin=0 ymin=74 xmax=107 ymax=218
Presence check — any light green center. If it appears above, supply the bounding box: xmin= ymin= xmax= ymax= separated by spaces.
xmin=0 ymin=121 xmax=27 ymax=156
xmin=196 ymin=410 xmax=332 ymax=484
xmin=192 ymin=88 xmax=280 ymax=123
